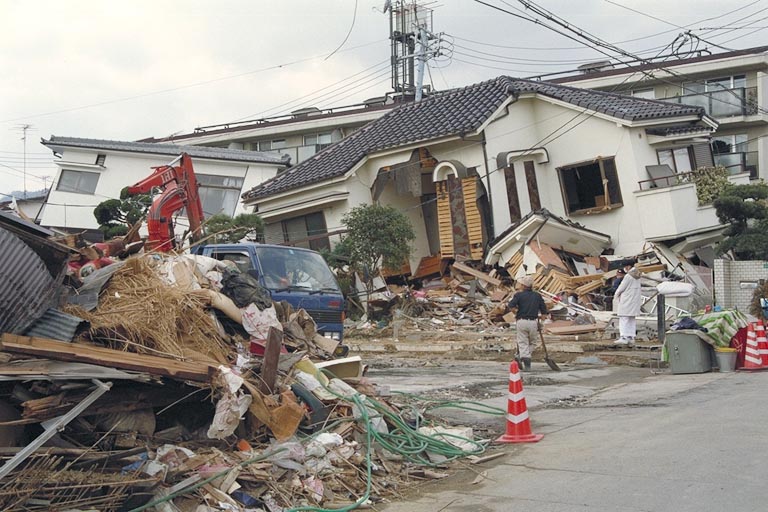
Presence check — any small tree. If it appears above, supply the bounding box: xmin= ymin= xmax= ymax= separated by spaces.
xmin=93 ymin=188 xmax=151 ymax=239
xmin=341 ymin=204 xmax=415 ymax=302
xmin=714 ymin=182 xmax=768 ymax=260
xmin=205 ymin=213 xmax=264 ymax=243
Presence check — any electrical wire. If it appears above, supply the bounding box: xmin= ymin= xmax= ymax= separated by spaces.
xmin=229 ymin=59 xmax=391 ymax=124
xmin=325 ymin=0 xmax=359 ymax=61
xmin=0 ymin=38 xmax=388 ymax=125
xmin=601 ymin=0 xmax=686 ymax=29
xmin=453 ymin=0 xmax=763 ymax=51
xmin=497 ymin=0 xmax=768 ymax=116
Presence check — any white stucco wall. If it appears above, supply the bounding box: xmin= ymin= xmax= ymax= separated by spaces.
xmin=40 ymin=148 xmax=280 ymax=232
xmin=482 ymin=97 xmax=655 ymax=254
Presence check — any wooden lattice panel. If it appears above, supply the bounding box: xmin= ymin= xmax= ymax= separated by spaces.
xmin=462 ymin=177 xmax=484 ymax=261
xmin=436 ymin=181 xmax=454 ymax=259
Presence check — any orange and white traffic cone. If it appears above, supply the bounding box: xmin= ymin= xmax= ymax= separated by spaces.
xmin=756 ymin=320 xmax=768 ymax=366
xmin=496 ymin=360 xmax=543 ymax=444
xmin=742 ymin=322 xmax=763 ymax=370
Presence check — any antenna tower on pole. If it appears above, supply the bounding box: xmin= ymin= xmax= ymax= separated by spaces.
xmin=387 ymin=1 xmax=441 ymax=102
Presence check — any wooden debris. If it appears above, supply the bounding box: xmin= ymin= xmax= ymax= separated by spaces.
xmin=544 ymin=323 xmax=607 ymax=335
xmin=257 ymin=327 xmax=282 ymax=394
xmin=452 ymin=262 xmax=502 ymax=287
xmin=0 ymin=334 xmax=215 ymax=382
xmin=468 ymin=452 xmax=506 ymax=465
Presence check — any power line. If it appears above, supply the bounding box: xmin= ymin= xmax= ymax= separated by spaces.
xmin=454 ymin=0 xmax=763 ymax=52
xmin=696 ymin=5 xmax=768 ymax=37
xmin=0 ymin=38 xmax=389 ymax=125
xmin=601 ymin=0 xmax=685 ymax=29
xmin=325 ymin=0 xmax=359 ymax=61
xmin=227 ymin=59 xmax=391 ymax=124
xmin=499 ymin=0 xmax=768 ymax=116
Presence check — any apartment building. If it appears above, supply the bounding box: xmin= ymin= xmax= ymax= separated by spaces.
xmin=554 ymin=46 xmax=768 ymax=182
xmin=142 ymin=99 xmax=399 ymax=168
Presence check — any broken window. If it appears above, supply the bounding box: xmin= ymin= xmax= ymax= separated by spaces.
xmin=657 ymin=147 xmax=694 ymax=173
xmin=557 ymin=157 xmax=622 ymax=214
xmin=277 ymin=211 xmax=330 ymax=252
xmin=196 ymin=174 xmax=244 ymax=217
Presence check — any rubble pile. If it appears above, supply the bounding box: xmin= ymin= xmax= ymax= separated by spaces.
xmin=354 ymin=244 xmax=681 ymax=340
xmin=0 ymin=252 xmax=489 ymax=511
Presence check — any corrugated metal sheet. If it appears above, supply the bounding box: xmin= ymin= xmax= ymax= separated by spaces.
xmin=67 ymin=262 xmax=125 ymax=311
xmin=0 ymin=220 xmax=69 ymax=335
xmin=24 ymin=308 xmax=89 ymax=342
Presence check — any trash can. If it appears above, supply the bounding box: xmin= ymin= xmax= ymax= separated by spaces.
xmin=714 ymin=347 xmax=738 ymax=373
xmin=666 ymin=331 xmax=714 ymax=374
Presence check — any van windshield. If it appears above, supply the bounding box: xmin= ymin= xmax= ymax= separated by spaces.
xmin=254 ymin=246 xmax=340 ymax=293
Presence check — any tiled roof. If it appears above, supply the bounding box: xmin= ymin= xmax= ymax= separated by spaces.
xmin=243 ymin=76 xmax=707 ymax=201
xmin=645 ymin=124 xmax=713 ymax=137
xmin=42 ymin=136 xmax=289 ymax=166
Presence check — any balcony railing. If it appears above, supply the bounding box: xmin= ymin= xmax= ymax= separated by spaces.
xmin=263 ymin=143 xmax=333 ymax=166
xmin=638 ymin=169 xmax=699 ymax=191
xmin=666 ymin=87 xmax=758 ymax=118
xmin=714 ymin=151 xmax=759 ymax=179
xmin=637 ymin=161 xmax=756 ymax=191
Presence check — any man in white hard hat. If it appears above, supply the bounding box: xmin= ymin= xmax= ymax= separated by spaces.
xmin=508 ymin=275 xmax=548 ymax=371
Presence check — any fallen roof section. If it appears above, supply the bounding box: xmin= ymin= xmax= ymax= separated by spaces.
xmin=485 ymin=208 xmax=612 ymax=266
xmin=42 ymin=135 xmax=290 ymax=166
xmin=0 ymin=213 xmax=71 ymax=335
xmin=243 ymin=76 xmax=708 ymax=202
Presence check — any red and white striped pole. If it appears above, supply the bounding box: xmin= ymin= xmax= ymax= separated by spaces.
xmin=496 ymin=360 xmax=543 ymax=444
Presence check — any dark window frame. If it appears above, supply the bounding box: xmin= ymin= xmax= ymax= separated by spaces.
xmin=557 ymin=156 xmax=624 ymax=215
xmin=280 ymin=211 xmax=330 ymax=251
xmin=656 ymin=147 xmax=695 ymax=173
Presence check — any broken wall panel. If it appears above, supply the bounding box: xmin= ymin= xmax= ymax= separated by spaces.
xmin=436 ymin=177 xmax=486 ymax=261
xmin=504 ymin=165 xmax=521 ymax=222
xmin=524 ymin=161 xmax=541 ymax=211
xmin=447 ymin=176 xmax=470 ymax=259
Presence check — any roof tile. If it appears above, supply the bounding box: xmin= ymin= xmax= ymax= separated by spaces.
xmin=243 ymin=76 xmax=706 ymax=201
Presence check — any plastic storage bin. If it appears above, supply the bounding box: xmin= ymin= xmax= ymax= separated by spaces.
xmin=666 ymin=331 xmax=714 ymax=374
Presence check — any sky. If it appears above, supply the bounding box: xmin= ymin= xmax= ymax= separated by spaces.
xmin=1 ymin=0 xmax=766 ymax=196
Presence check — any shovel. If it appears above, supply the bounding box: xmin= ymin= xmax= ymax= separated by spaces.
xmin=538 ymin=321 xmax=561 ymax=372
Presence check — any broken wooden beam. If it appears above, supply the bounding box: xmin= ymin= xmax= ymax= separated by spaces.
xmin=0 ymin=334 xmax=216 ymax=383
xmin=257 ymin=327 xmax=282 ymax=395
xmin=452 ymin=261 xmax=502 ymax=287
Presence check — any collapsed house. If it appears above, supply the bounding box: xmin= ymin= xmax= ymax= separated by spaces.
xmin=241 ymin=76 xmax=740 ymax=283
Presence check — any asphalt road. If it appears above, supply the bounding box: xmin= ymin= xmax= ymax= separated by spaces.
xmin=375 ymin=364 xmax=765 ymax=512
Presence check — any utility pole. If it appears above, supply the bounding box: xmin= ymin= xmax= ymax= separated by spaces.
xmin=415 ymin=25 xmax=427 ymax=102
xmin=14 ymin=124 xmax=33 ymax=199
xmin=385 ymin=1 xmax=444 ymax=102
